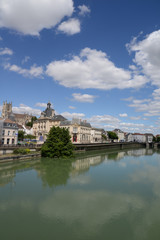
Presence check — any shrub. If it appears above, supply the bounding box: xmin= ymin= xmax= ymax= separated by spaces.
xmin=41 ymin=126 xmax=74 ymax=158
xmin=13 ymin=148 xmax=30 ymax=155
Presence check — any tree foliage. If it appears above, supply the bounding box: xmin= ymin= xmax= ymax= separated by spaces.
xmin=41 ymin=126 xmax=74 ymax=158
xmin=108 ymin=131 xmax=118 ymax=141
xmin=26 ymin=116 xmax=37 ymax=127
xmin=18 ymin=130 xmax=25 ymax=141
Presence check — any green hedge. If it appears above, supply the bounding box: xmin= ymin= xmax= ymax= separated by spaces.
xmin=13 ymin=148 xmax=30 ymax=155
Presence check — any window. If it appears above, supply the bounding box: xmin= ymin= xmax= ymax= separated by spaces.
xmin=8 ymin=131 xmax=10 ymax=136
xmin=12 ymin=139 xmax=15 ymax=144
xmin=7 ymin=138 xmax=10 ymax=144
xmin=2 ymin=130 xmax=5 ymax=136
xmin=2 ymin=138 xmax=4 ymax=144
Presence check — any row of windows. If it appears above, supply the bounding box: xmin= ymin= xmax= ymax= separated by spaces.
xmin=2 ymin=138 xmax=15 ymax=144
xmin=2 ymin=130 xmax=16 ymax=136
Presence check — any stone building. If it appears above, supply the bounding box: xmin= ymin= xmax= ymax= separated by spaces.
xmin=91 ymin=128 xmax=104 ymax=143
xmin=1 ymin=101 xmax=34 ymax=126
xmin=33 ymin=102 xmax=66 ymax=141
xmin=60 ymin=118 xmax=92 ymax=143
xmin=0 ymin=118 xmax=18 ymax=145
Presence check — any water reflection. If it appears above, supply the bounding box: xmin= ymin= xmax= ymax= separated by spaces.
xmin=1 ymin=148 xmax=160 ymax=239
xmin=0 ymin=148 xmax=158 ymax=188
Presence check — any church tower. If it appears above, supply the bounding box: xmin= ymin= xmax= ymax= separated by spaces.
xmin=1 ymin=101 xmax=12 ymax=118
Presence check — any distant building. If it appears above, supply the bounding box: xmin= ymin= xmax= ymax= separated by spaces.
xmin=0 ymin=118 xmax=18 ymax=145
xmin=132 ymin=133 xmax=146 ymax=143
xmin=60 ymin=118 xmax=92 ymax=143
xmin=91 ymin=128 xmax=104 ymax=143
xmin=113 ymin=129 xmax=125 ymax=142
xmin=33 ymin=102 xmax=66 ymax=142
xmin=1 ymin=101 xmax=34 ymax=126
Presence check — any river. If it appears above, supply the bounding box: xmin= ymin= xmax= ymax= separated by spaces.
xmin=0 ymin=148 xmax=160 ymax=240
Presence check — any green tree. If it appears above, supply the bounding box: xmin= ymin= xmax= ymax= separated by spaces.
xmin=26 ymin=116 xmax=37 ymax=127
xmin=18 ymin=130 xmax=25 ymax=141
xmin=24 ymin=134 xmax=36 ymax=140
xmin=102 ymin=134 xmax=107 ymax=141
xmin=108 ymin=131 xmax=118 ymax=142
xmin=41 ymin=126 xmax=74 ymax=158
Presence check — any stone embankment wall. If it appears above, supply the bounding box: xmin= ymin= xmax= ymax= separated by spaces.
xmin=74 ymin=142 xmax=146 ymax=152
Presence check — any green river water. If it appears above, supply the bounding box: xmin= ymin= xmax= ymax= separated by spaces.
xmin=0 ymin=148 xmax=160 ymax=240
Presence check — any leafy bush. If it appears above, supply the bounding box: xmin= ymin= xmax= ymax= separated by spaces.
xmin=41 ymin=126 xmax=74 ymax=158
xmin=13 ymin=148 xmax=30 ymax=155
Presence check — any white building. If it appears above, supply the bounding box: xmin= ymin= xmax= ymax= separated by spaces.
xmin=0 ymin=118 xmax=18 ymax=145
xmin=113 ymin=129 xmax=125 ymax=142
xmin=91 ymin=128 xmax=103 ymax=143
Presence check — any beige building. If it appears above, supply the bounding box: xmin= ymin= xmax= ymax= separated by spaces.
xmin=1 ymin=101 xmax=34 ymax=125
xmin=0 ymin=118 xmax=18 ymax=145
xmin=113 ymin=129 xmax=125 ymax=142
xmin=33 ymin=102 xmax=66 ymax=141
xmin=60 ymin=119 xmax=92 ymax=143
xmin=91 ymin=128 xmax=104 ymax=143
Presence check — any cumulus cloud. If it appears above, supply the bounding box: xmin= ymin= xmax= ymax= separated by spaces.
xmin=35 ymin=102 xmax=47 ymax=108
xmin=61 ymin=111 xmax=85 ymax=119
xmin=57 ymin=18 xmax=81 ymax=35
xmin=0 ymin=0 xmax=74 ymax=36
xmin=46 ymin=48 xmax=148 ymax=90
xmin=69 ymin=106 xmax=76 ymax=109
xmin=13 ymin=104 xmax=41 ymax=116
xmin=22 ymin=56 xmax=30 ymax=64
xmin=119 ymin=113 xmax=128 ymax=118
xmin=4 ymin=63 xmax=43 ymax=78
xmin=128 ymin=92 xmax=160 ymax=117
xmin=78 ymin=5 xmax=91 ymax=16
xmin=88 ymin=115 xmax=120 ymax=125
xmin=127 ymin=29 xmax=160 ymax=87
xmin=72 ymin=93 xmax=97 ymax=103
xmin=0 ymin=47 xmax=13 ymax=55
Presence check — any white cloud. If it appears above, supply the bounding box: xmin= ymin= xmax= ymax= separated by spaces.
xmin=69 ymin=106 xmax=76 ymax=109
xmin=88 ymin=115 xmax=120 ymax=125
xmin=0 ymin=0 xmax=74 ymax=36
xmin=0 ymin=36 xmax=3 ymax=41
xmin=4 ymin=63 xmax=43 ymax=78
xmin=57 ymin=18 xmax=80 ymax=35
xmin=72 ymin=93 xmax=97 ymax=103
xmin=22 ymin=56 xmax=30 ymax=64
xmin=46 ymin=48 xmax=148 ymax=90
xmin=128 ymin=92 xmax=160 ymax=117
xmin=35 ymin=102 xmax=47 ymax=108
xmin=61 ymin=111 xmax=85 ymax=119
xmin=0 ymin=47 xmax=13 ymax=55
xmin=130 ymin=116 xmax=141 ymax=120
xmin=127 ymin=29 xmax=160 ymax=87
xmin=119 ymin=113 xmax=128 ymax=118
xmin=13 ymin=104 xmax=41 ymax=116
xmin=78 ymin=5 xmax=90 ymax=16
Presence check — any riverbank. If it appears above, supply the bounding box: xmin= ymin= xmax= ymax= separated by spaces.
xmin=0 ymin=142 xmax=148 ymax=163
xmin=0 ymin=153 xmax=41 ymax=163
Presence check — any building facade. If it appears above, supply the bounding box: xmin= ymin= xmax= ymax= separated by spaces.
xmin=1 ymin=101 xmax=34 ymax=126
xmin=0 ymin=118 xmax=18 ymax=145
xmin=60 ymin=119 xmax=92 ymax=144
xmin=33 ymin=103 xmax=66 ymax=142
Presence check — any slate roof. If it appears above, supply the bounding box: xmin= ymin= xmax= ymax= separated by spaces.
xmin=52 ymin=115 xmax=67 ymax=122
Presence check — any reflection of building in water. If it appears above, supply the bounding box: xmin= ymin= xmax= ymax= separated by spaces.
xmin=114 ymin=151 xmax=125 ymax=160
xmin=0 ymin=170 xmax=16 ymax=187
xmin=72 ymin=155 xmax=105 ymax=175
xmin=127 ymin=148 xmax=153 ymax=157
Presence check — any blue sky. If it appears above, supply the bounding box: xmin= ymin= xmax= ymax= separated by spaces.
xmin=0 ymin=0 xmax=160 ymax=134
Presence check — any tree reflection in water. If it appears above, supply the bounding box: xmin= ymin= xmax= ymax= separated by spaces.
xmin=39 ymin=158 xmax=73 ymax=188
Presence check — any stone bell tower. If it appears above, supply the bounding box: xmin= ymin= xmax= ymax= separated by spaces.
xmin=1 ymin=101 xmax=12 ymax=118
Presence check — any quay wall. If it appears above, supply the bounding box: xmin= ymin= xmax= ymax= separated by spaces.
xmin=74 ymin=142 xmax=146 ymax=151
